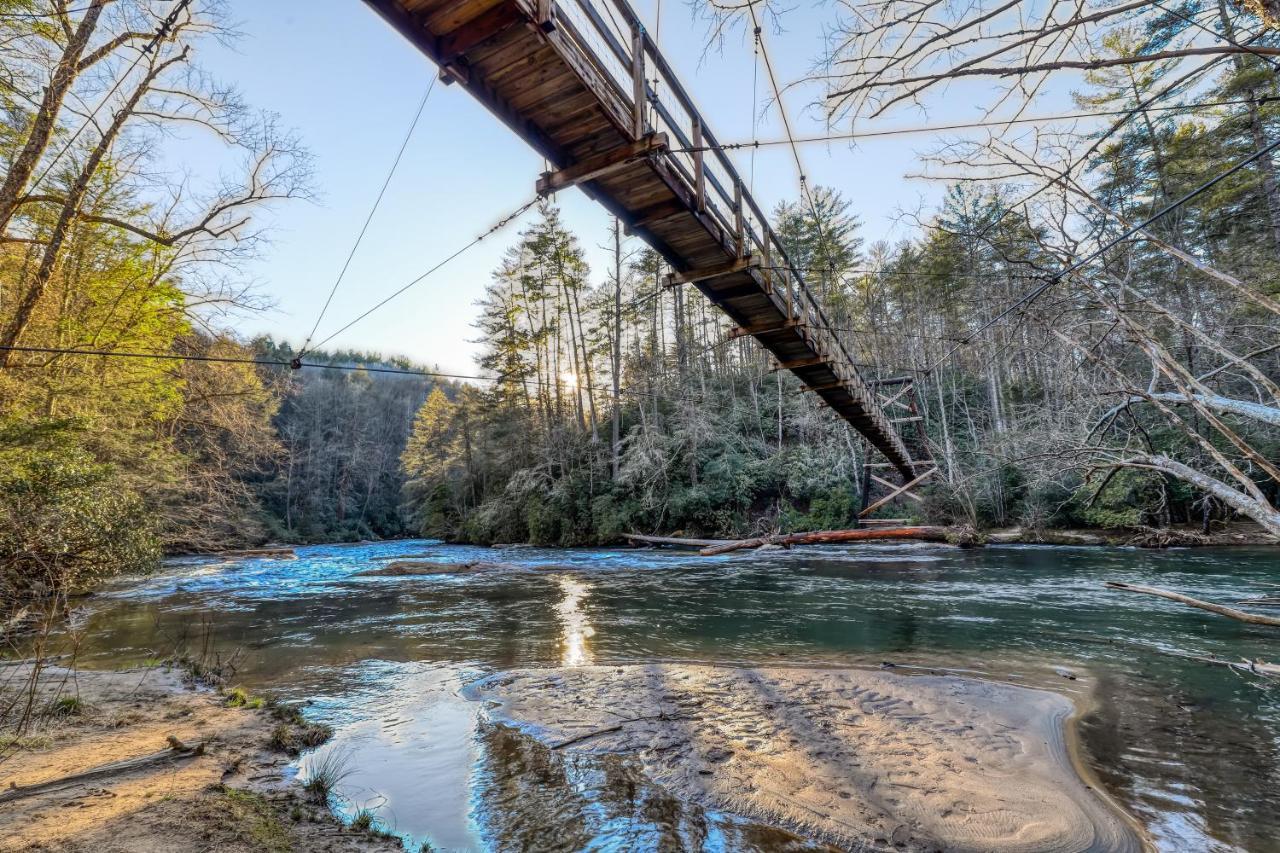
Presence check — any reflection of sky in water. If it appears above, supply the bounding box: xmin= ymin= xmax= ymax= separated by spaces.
xmin=292 ymin=662 xmax=482 ymax=851
xmin=49 ymin=541 xmax=1280 ymax=852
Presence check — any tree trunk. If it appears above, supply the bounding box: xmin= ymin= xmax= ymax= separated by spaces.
xmin=0 ymin=0 xmax=108 ymax=236
xmin=1106 ymin=581 xmax=1280 ymax=627
xmin=610 ymin=219 xmax=623 ymax=478
xmin=1 ymin=50 xmax=187 ymax=367
xmin=1117 ymin=453 xmax=1280 ymax=539
xmin=700 ymin=526 xmax=957 ymax=556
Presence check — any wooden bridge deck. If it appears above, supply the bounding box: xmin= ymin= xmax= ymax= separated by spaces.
xmin=364 ymin=0 xmax=922 ymax=477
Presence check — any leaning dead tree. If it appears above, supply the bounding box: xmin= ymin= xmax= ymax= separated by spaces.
xmin=817 ymin=0 xmax=1278 ymax=120
xmin=904 ymin=116 xmax=1280 ymax=536
xmin=789 ymin=0 xmax=1280 ymax=538
xmin=0 ymin=0 xmax=311 ymax=369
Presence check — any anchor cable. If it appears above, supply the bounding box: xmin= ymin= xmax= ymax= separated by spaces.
xmin=307 ymin=195 xmax=540 ymax=352
xmin=300 ymin=77 xmax=437 ymax=357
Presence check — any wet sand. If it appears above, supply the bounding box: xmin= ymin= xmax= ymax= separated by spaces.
xmin=473 ymin=664 xmax=1145 ymax=852
xmin=0 ymin=666 xmax=398 ymax=852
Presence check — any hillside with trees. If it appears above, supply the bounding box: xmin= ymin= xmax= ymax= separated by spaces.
xmin=0 ymin=1 xmax=446 ymax=615
xmin=398 ymin=7 xmax=1280 ymax=543
xmin=3 ymin=0 xmax=1279 ymax=616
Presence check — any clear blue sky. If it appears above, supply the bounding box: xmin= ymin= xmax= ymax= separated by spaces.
xmin=190 ymin=0 xmax=1072 ymax=373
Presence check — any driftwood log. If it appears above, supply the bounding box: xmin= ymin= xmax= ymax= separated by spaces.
xmin=1105 ymin=582 xmax=1280 ymax=627
xmin=624 ymin=533 xmax=730 ymax=549
xmin=218 ymin=547 xmax=296 ymax=559
xmin=0 ymin=741 xmax=203 ymax=804
xmin=700 ymin=526 xmax=956 ymax=557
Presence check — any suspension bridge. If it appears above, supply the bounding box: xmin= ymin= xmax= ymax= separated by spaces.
xmin=363 ymin=0 xmax=934 ymax=503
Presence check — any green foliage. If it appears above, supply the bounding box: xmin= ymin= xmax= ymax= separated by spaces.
xmin=781 ymin=488 xmax=858 ymax=533
xmin=255 ymin=338 xmax=442 ymax=543
xmin=0 ymin=418 xmax=158 ymax=598
xmin=300 ymin=749 xmax=352 ymax=805
xmin=1068 ymin=469 xmax=1165 ymax=530
xmin=223 ymin=686 xmax=263 ymax=709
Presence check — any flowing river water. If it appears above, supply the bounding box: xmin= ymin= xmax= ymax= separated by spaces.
xmin=42 ymin=541 xmax=1280 ymax=851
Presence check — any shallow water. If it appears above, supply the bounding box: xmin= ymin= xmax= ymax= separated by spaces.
xmin=43 ymin=541 xmax=1280 ymax=851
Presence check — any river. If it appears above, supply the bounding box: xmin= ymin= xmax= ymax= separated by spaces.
xmin=50 ymin=540 xmax=1280 ymax=851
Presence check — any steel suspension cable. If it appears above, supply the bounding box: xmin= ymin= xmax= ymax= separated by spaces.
xmin=306 ymin=195 xmax=540 ymax=352
xmin=299 ymin=76 xmax=437 ymax=357
xmin=667 ymin=96 xmax=1280 ymax=154
xmin=0 ymin=343 xmax=703 ymax=402
xmin=749 ymin=23 xmax=760 ymax=192
xmin=747 ymin=3 xmax=882 ymax=392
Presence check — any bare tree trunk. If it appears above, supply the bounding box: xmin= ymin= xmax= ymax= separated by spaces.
xmin=610 ymin=219 xmax=623 ymax=478
xmin=0 ymin=0 xmax=109 ymax=236
xmin=1 ymin=50 xmax=188 ymax=368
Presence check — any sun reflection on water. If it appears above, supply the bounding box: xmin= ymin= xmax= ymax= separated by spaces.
xmin=555 ymin=576 xmax=594 ymax=666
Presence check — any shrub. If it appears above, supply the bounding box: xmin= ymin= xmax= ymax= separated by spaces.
xmin=0 ymin=419 xmax=158 ymax=601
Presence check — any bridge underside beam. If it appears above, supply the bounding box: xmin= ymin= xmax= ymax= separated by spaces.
xmin=664 ymin=256 xmax=758 ymax=288
xmin=537 ymin=133 xmax=667 ymax=196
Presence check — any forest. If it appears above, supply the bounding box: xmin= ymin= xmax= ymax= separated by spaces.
xmin=2 ymin=0 xmax=1279 ymax=612
xmin=2 ymin=2 xmax=1280 ymax=850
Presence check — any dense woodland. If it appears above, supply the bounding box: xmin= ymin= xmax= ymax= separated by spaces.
xmin=2 ymin=0 xmax=1280 ymax=615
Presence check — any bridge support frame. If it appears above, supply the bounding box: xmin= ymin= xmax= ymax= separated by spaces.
xmin=536 ymin=133 xmax=668 ymax=197
xmin=663 ymin=254 xmax=757 ymax=288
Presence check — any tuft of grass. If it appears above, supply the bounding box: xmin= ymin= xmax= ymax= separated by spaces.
xmin=349 ymin=808 xmax=395 ymax=840
xmin=268 ymin=722 xmax=296 ymax=753
xmin=266 ymin=719 xmax=332 ymax=755
xmin=49 ymin=696 xmax=85 ymax=717
xmin=296 ymin=721 xmax=333 ymax=749
xmin=299 ymin=749 xmax=353 ymax=805
xmin=0 ymin=733 xmax=54 ymax=751
xmin=350 ymin=809 xmax=375 ymax=832
xmin=268 ymin=701 xmax=306 ymax=726
xmin=221 ymin=686 xmax=265 ymax=709
xmin=205 ymin=787 xmax=291 ymax=853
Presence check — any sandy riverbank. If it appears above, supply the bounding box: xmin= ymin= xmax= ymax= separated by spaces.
xmin=473 ymin=663 xmax=1146 ymax=852
xmin=0 ymin=665 xmax=398 ymax=852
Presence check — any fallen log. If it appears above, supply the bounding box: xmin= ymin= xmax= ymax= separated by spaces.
xmin=0 ymin=741 xmax=203 ymax=804
xmin=625 ymin=533 xmax=730 ymax=549
xmin=700 ymin=526 xmax=955 ymax=557
xmin=355 ymin=561 xmax=511 ymax=577
xmin=218 ymin=547 xmax=296 ymax=559
xmin=1181 ymin=654 xmax=1280 ymax=678
xmin=1105 ymin=582 xmax=1280 ymax=627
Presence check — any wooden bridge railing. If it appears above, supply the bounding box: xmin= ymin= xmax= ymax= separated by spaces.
xmin=547 ymin=0 xmax=870 ymax=390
